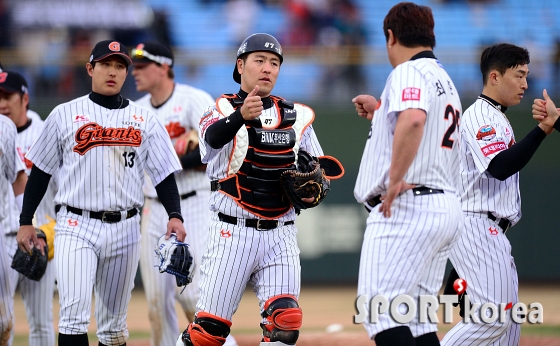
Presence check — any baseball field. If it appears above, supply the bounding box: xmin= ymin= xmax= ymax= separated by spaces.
xmin=10 ymin=283 xmax=560 ymax=345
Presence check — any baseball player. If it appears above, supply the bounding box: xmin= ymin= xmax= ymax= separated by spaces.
xmin=352 ymin=3 xmax=464 ymax=345
xmin=0 ymin=70 xmax=57 ymax=346
xmin=176 ymin=33 xmax=339 ymax=346
xmin=441 ymin=43 xmax=552 ymax=345
xmin=14 ymin=40 xmax=186 ymax=346
xmin=130 ymin=41 xmax=237 ymax=346
xmin=0 ymin=113 xmax=27 ymax=346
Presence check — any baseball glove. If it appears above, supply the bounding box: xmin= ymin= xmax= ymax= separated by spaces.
xmin=11 ymin=229 xmax=48 ymax=281
xmin=280 ymin=151 xmax=344 ymax=212
xmin=37 ymin=215 xmax=56 ymax=261
xmin=155 ymin=234 xmax=195 ymax=290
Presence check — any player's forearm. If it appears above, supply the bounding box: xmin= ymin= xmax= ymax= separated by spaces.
xmin=205 ymin=109 xmax=245 ymax=149
xmin=487 ymin=125 xmax=547 ymax=180
xmin=389 ymin=111 xmax=425 ymax=184
xmin=20 ymin=165 xmax=51 ymax=226
xmin=154 ymin=173 xmax=184 ymax=223
xmin=179 ymin=146 xmax=203 ymax=169
xmin=12 ymin=170 xmax=28 ymax=197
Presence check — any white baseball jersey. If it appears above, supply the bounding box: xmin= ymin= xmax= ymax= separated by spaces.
xmin=199 ymin=100 xmax=324 ymax=221
xmin=354 ymin=56 xmax=462 ymax=202
xmin=355 ymin=53 xmax=464 ymax=339
xmin=442 ymin=96 xmax=521 ymax=346
xmin=26 ymin=95 xmax=182 ymax=211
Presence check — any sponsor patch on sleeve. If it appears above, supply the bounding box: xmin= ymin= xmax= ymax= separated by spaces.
xmin=402 ymin=87 xmax=421 ymax=101
xmin=476 ymin=125 xmax=496 ymax=141
xmin=481 ymin=141 xmax=507 ymax=156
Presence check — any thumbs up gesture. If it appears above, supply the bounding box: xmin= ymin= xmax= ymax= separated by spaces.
xmin=532 ymin=89 xmax=559 ymax=133
xmin=240 ymin=85 xmax=263 ymax=121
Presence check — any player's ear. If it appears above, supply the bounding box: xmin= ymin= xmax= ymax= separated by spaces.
xmin=236 ymin=59 xmax=244 ymax=77
xmin=86 ymin=63 xmax=94 ymax=77
xmin=386 ymin=29 xmax=397 ymax=48
xmin=21 ymin=93 xmax=29 ymax=108
xmin=489 ymin=70 xmax=499 ymax=85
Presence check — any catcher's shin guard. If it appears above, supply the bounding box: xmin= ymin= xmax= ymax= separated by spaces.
xmin=177 ymin=312 xmax=231 ymax=346
xmin=260 ymin=295 xmax=302 ymax=345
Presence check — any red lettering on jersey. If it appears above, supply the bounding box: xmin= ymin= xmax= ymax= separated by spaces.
xmin=109 ymin=42 xmax=120 ymax=52
xmin=375 ymin=99 xmax=382 ymax=111
xmin=508 ymin=138 xmax=515 ymax=148
xmin=133 ymin=114 xmax=144 ymax=122
xmin=16 ymin=147 xmax=25 ymax=162
xmin=74 ymin=115 xmax=90 ymax=123
xmin=220 ymin=229 xmax=232 ymax=238
xmin=201 ymin=117 xmax=218 ymax=134
xmin=68 ymin=219 xmax=78 ymax=226
xmin=73 ymin=122 xmax=142 ymax=155
xmin=165 ymin=121 xmax=186 ymax=139
xmin=0 ymin=72 xmax=7 ymax=83
xmin=481 ymin=141 xmax=506 ymax=157
xmin=489 ymin=227 xmax=499 ymax=236
xmin=402 ymin=87 xmax=421 ymax=101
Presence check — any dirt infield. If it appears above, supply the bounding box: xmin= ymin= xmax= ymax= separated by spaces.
xmin=12 ymin=284 xmax=560 ymax=345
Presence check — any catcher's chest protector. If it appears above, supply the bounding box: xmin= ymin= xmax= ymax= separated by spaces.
xmin=216 ymin=94 xmax=311 ymax=219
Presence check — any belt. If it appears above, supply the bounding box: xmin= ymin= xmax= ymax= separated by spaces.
xmin=5 ymin=232 xmax=17 ymax=237
xmin=487 ymin=212 xmax=511 ymax=233
xmin=211 ymin=180 xmax=220 ymax=191
xmin=365 ymin=186 xmax=444 ymax=212
xmin=148 ymin=191 xmax=197 ymax=202
xmin=55 ymin=205 xmax=138 ymax=223
xmin=217 ymin=212 xmax=294 ymax=230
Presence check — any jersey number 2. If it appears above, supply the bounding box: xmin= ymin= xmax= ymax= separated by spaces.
xmin=442 ymin=105 xmax=460 ymax=149
xmin=123 ymin=151 xmax=136 ymax=168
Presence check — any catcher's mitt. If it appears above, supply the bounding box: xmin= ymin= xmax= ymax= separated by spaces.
xmin=280 ymin=151 xmax=345 ymax=212
xmin=11 ymin=229 xmax=48 ymax=281
xmin=155 ymin=234 xmax=195 ymax=290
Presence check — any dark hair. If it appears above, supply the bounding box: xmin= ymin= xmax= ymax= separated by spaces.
xmin=90 ymin=55 xmax=130 ymax=71
xmin=383 ymin=2 xmax=436 ymax=49
xmin=480 ymin=43 xmax=530 ymax=85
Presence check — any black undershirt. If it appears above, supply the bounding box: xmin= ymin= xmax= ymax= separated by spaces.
xmin=482 ymin=95 xmax=547 ymax=181
xmin=205 ymin=89 xmax=273 ymax=149
xmin=89 ymin=91 xmax=130 ymax=109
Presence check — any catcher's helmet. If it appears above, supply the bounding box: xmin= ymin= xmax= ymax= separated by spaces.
xmin=232 ymin=33 xmax=283 ymax=84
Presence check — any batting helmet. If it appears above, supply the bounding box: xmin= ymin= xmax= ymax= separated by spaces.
xmin=232 ymin=33 xmax=283 ymax=84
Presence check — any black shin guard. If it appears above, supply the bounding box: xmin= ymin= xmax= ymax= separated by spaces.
xmin=415 ymin=332 xmax=440 ymax=346
xmin=374 ymin=326 xmax=416 ymax=346
xmin=58 ymin=333 xmax=89 ymax=346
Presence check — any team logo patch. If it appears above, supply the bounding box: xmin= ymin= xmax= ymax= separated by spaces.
xmin=132 ymin=114 xmax=144 ymax=122
xmin=173 ymin=106 xmax=183 ymax=113
xmin=220 ymin=229 xmax=232 ymax=238
xmin=108 ymin=41 xmax=120 ymax=52
xmin=68 ymin=219 xmax=78 ymax=226
xmin=476 ymin=125 xmax=496 ymax=141
xmin=0 ymin=72 xmax=7 ymax=83
xmin=166 ymin=121 xmax=186 ymax=139
xmin=375 ymin=99 xmax=382 ymax=111
xmin=489 ymin=227 xmax=499 ymax=236
xmin=74 ymin=115 xmax=90 ymax=123
xmin=402 ymin=87 xmax=421 ymax=101
xmin=73 ymin=122 xmax=142 ymax=155
xmin=481 ymin=141 xmax=506 ymax=156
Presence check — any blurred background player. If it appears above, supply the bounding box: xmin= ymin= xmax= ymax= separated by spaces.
xmin=0 ymin=70 xmax=57 ymax=346
xmin=131 ymin=41 xmax=237 ymax=346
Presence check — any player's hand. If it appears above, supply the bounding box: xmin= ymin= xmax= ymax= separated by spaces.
xmin=166 ymin=218 xmax=186 ymax=242
xmin=174 ymin=129 xmax=199 ymax=156
xmin=352 ymin=94 xmax=378 ymax=121
xmin=240 ymin=85 xmax=263 ymax=121
xmin=16 ymin=225 xmax=46 ymax=256
xmin=533 ymin=89 xmax=559 ymax=130
xmin=379 ymin=180 xmax=416 ymax=218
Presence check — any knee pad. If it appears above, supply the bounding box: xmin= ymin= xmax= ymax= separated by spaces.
xmin=260 ymin=295 xmax=302 ymax=345
xmin=178 ymin=312 xmax=231 ymax=346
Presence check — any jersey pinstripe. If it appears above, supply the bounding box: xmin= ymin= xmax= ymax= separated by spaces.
xmin=354 ymin=58 xmax=462 ymax=202
xmin=199 ymin=102 xmax=324 ymax=221
xmin=456 ymin=97 xmax=520 ymax=224
xmin=26 ymin=95 xmax=182 ymax=211
xmin=0 ymin=115 xmax=25 ymax=221
xmin=135 ymin=83 xmax=214 ymax=197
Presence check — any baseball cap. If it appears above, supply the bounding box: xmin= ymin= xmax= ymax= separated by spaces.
xmin=233 ymin=33 xmax=283 ymax=84
xmin=131 ymin=42 xmax=174 ymax=67
xmin=89 ymin=40 xmax=132 ymax=67
xmin=0 ymin=71 xmax=28 ymax=94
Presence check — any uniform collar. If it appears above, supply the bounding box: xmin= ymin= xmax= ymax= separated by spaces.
xmin=89 ymin=92 xmax=129 ymax=109
xmin=17 ymin=118 xmax=32 ymax=133
xmin=478 ymin=94 xmax=508 ymax=113
xmin=410 ymin=50 xmax=437 ymax=61
xmin=237 ymin=88 xmax=273 ymax=109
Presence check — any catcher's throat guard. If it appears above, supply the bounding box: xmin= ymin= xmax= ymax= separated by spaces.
xmin=155 ymin=234 xmax=195 ymax=291
xmin=280 ymin=150 xmax=344 ymax=212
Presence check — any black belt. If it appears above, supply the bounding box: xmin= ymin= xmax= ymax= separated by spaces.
xmin=365 ymin=186 xmax=444 ymax=212
xmin=148 ymin=191 xmax=197 ymax=202
xmin=211 ymin=180 xmax=220 ymax=191
xmin=55 ymin=205 xmax=138 ymax=223
xmin=487 ymin=212 xmax=511 ymax=233
xmin=218 ymin=212 xmax=294 ymax=230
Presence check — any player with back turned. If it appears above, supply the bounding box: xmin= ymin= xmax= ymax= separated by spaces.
xmin=131 ymin=41 xmax=237 ymax=346
xmin=442 ymin=43 xmax=553 ymax=345
xmin=352 ymin=3 xmax=463 ymax=345
xmin=14 ymin=40 xmax=186 ymax=346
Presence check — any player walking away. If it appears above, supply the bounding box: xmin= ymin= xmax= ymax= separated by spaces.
xmin=0 ymin=70 xmax=57 ymax=346
xmin=176 ymin=33 xmax=343 ymax=346
xmin=131 ymin=41 xmax=238 ymax=346
xmin=14 ymin=40 xmax=186 ymax=346
xmin=0 ymin=113 xmax=27 ymax=346
xmin=441 ymin=44 xmax=551 ymax=346
xmin=352 ymin=3 xmax=464 ymax=346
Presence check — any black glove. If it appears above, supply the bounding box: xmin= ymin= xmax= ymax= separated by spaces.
xmin=11 ymin=229 xmax=48 ymax=281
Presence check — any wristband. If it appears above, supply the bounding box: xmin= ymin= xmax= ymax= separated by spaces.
xmin=169 ymin=212 xmax=184 ymax=223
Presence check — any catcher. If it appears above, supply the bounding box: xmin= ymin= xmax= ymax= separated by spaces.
xmin=176 ymin=33 xmax=343 ymax=346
